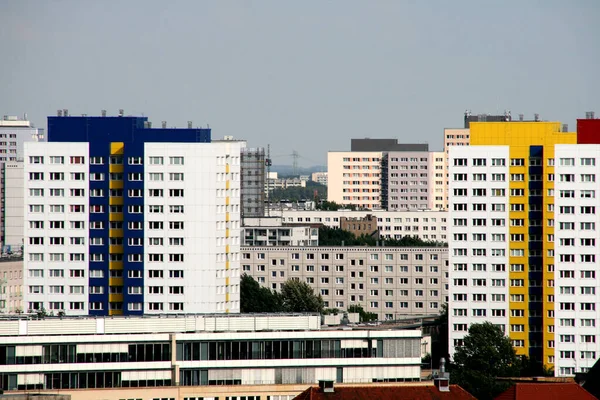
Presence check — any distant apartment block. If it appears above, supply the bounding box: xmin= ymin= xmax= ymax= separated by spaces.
xmin=311 ymin=171 xmax=328 ymax=186
xmin=328 ymin=140 xmax=444 ymax=211
xmin=277 ymin=210 xmax=448 ymax=242
xmin=243 ymin=246 xmax=448 ymax=320
xmin=0 ymin=115 xmax=45 ymax=248
xmin=0 ymin=258 xmax=23 ymax=313
xmin=328 ymin=151 xmax=383 ymax=210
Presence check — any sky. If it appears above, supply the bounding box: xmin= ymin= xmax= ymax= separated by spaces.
xmin=1 ymin=1 xmax=599 ymax=166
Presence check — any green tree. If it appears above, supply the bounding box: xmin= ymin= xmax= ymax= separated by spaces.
xmin=280 ymin=279 xmax=324 ymax=313
xmin=318 ymin=226 xmax=447 ymax=247
xmin=451 ymin=322 xmax=520 ymax=400
xmin=347 ymin=304 xmax=377 ymax=322
xmin=430 ymin=303 xmax=449 ymax=368
xmin=316 ymin=201 xmax=357 ymax=211
xmin=240 ymin=274 xmax=282 ymax=313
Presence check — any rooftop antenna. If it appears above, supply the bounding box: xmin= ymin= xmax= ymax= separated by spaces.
xmin=292 ymin=150 xmax=299 ymax=176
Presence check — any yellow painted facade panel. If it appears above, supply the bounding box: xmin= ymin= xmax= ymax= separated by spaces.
xmin=110 ymin=142 xmax=125 ymax=155
xmin=470 ymin=121 xmax=576 ymax=366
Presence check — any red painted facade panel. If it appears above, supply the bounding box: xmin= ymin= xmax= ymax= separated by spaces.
xmin=577 ymin=119 xmax=600 ymax=144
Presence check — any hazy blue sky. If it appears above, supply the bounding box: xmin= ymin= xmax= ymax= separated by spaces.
xmin=1 ymin=1 xmax=599 ymax=166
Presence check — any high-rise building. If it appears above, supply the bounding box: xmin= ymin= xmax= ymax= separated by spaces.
xmin=311 ymin=171 xmax=328 ymax=186
xmin=23 ymin=112 xmax=242 ymax=316
xmin=240 ymin=147 xmax=266 ymax=218
xmin=328 ymin=139 xmax=434 ymax=211
xmin=0 ymin=115 xmax=45 ymax=249
xmin=443 ymin=128 xmax=471 ymax=209
xmin=554 ymin=144 xmax=600 ymax=376
xmin=448 ymin=120 xmax=577 ymax=371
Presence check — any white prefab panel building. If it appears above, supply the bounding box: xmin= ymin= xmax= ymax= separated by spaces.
xmin=448 ymin=146 xmax=510 ymax=356
xmin=23 ymin=142 xmax=90 ymax=315
xmin=554 ymin=144 xmax=600 ymax=377
xmin=144 ymin=142 xmax=243 ymax=314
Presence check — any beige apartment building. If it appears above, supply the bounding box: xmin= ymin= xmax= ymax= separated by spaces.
xmin=0 ymin=258 xmax=23 ymax=313
xmin=243 ymin=246 xmax=449 ymax=320
xmin=442 ymin=128 xmax=470 ymax=208
xmin=428 ymin=152 xmax=446 ymax=210
xmin=327 ymin=151 xmax=383 ymax=210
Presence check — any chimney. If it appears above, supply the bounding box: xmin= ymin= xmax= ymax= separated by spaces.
xmin=434 ymin=358 xmax=450 ymax=392
xmin=318 ymin=380 xmax=335 ymax=393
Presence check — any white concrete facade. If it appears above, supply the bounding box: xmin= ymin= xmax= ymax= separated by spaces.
xmin=448 ymin=146 xmax=510 ymax=355
xmin=311 ymin=171 xmax=328 ymax=186
xmin=143 ymin=142 xmax=243 ymax=314
xmin=23 ymin=141 xmax=243 ymax=316
xmin=554 ymin=144 xmax=600 ymax=377
xmin=2 ymin=162 xmax=25 ymax=248
xmin=23 ymin=142 xmax=90 ymax=314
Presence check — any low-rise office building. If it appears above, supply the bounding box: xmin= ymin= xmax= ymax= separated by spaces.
xmin=243 ymin=246 xmax=448 ymax=320
xmin=0 ymin=314 xmax=422 ymax=399
xmin=242 ymin=217 xmax=318 ymax=247
xmin=276 ymin=210 xmax=448 ymax=243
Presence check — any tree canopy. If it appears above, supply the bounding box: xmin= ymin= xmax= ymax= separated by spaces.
xmin=347 ymin=304 xmax=377 ymax=322
xmin=451 ymin=322 xmax=519 ymax=400
xmin=318 ymin=226 xmax=447 ymax=247
xmin=280 ymin=279 xmax=324 ymax=313
xmin=240 ymin=274 xmax=323 ymax=314
xmin=240 ymin=274 xmax=282 ymax=313
xmin=269 ymin=181 xmax=326 ymax=202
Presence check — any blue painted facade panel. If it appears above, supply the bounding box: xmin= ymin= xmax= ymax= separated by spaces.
xmin=47 ymin=116 xmax=211 ymax=315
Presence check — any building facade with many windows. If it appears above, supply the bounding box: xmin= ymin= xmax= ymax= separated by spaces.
xmin=554 ymin=144 xmax=600 ymax=376
xmin=448 ymin=121 xmax=577 ymax=373
xmin=23 ymin=114 xmax=242 ymax=316
xmin=0 ymin=314 xmax=422 ymax=397
xmin=243 ymin=246 xmax=448 ymax=320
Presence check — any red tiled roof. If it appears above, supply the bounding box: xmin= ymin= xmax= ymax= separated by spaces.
xmin=293 ymin=384 xmax=477 ymax=400
xmin=494 ymin=383 xmax=597 ymax=400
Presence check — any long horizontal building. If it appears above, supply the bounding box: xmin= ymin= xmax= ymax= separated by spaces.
xmin=243 ymin=246 xmax=448 ymax=320
xmin=0 ymin=314 xmax=423 ymax=399
xmin=275 ymin=210 xmax=448 ymax=243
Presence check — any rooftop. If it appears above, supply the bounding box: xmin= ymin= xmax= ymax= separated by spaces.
xmin=494 ymin=382 xmax=597 ymax=400
xmin=294 ymin=383 xmax=476 ymax=400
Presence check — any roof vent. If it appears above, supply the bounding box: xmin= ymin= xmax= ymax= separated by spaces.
xmin=101 ymin=109 xmax=107 ymax=117
xmin=63 ymin=109 xmax=69 ymax=117
xmin=519 ymin=114 xmax=524 ymax=121
xmin=586 ymin=111 xmax=596 ymax=119
xmin=187 ymin=121 xmax=193 ymax=129
xmin=318 ymin=380 xmax=334 ymax=393
xmin=161 ymin=121 xmax=167 ymax=129
xmin=57 ymin=109 xmax=63 ymax=117
xmin=534 ymin=113 xmax=540 ymax=122
xmin=434 ymin=358 xmax=450 ymax=392
xmin=118 ymin=109 xmax=124 ymax=117
xmin=562 ymin=124 xmax=568 ymax=132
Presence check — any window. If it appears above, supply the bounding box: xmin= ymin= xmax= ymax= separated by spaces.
xmin=169 ymin=156 xmax=184 ymax=165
